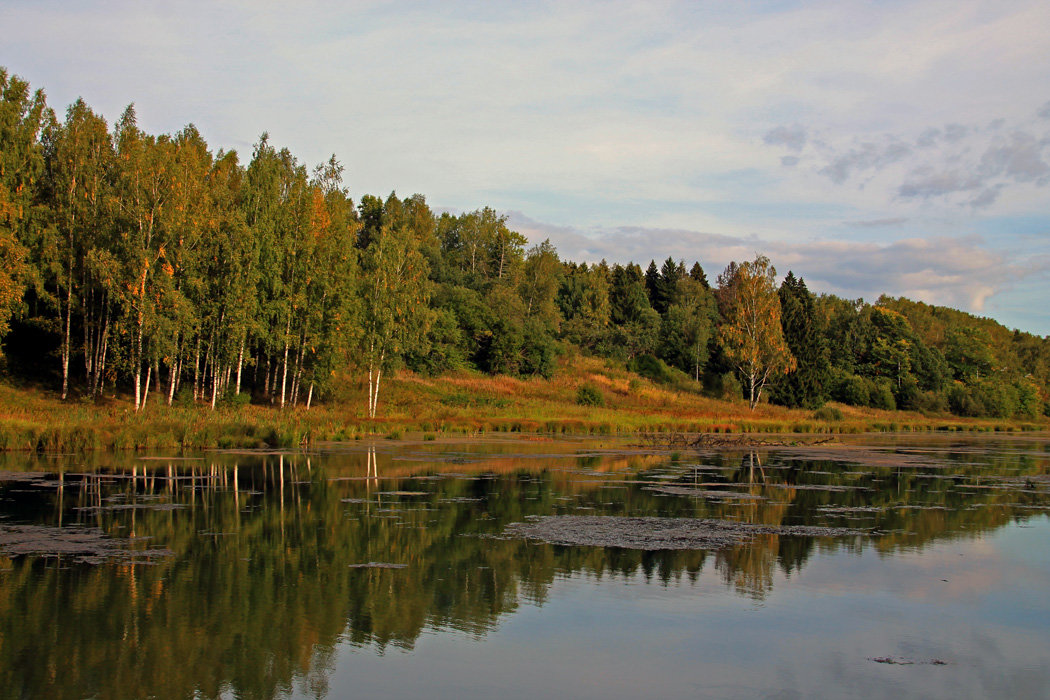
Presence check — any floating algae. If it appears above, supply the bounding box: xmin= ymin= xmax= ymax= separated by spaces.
xmin=502 ymin=515 xmax=867 ymax=551
xmin=0 ymin=524 xmax=172 ymax=564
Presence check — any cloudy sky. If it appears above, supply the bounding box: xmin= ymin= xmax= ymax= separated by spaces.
xmin=3 ymin=0 xmax=1049 ymax=333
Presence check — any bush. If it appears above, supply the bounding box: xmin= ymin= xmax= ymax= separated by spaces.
xmin=1015 ymin=381 xmax=1043 ymax=418
xmin=173 ymin=386 xmax=196 ymax=408
xmin=220 ymin=390 xmax=251 ymax=408
xmin=870 ymin=380 xmax=897 ymax=411
xmin=711 ymin=371 xmax=743 ymax=401
xmin=834 ymin=374 xmax=870 ymax=407
xmin=947 ymin=384 xmax=982 ymax=417
xmin=628 ymin=354 xmax=675 ymax=384
xmin=912 ymin=390 xmax=949 ymax=414
xmin=576 ymin=385 xmax=605 ymax=407
xmin=812 ymin=405 xmax=843 ymax=421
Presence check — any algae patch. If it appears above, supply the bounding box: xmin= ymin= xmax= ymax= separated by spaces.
xmin=502 ymin=515 xmax=867 ymax=551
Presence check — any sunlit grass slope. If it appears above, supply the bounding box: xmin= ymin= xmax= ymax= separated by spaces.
xmin=1 ymin=355 xmax=1046 ymax=452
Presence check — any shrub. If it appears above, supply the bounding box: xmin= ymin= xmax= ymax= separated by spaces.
xmin=912 ymin=390 xmax=949 ymax=415
xmin=703 ymin=371 xmax=742 ymax=401
xmin=812 ymin=405 xmax=843 ymax=421
xmin=220 ymin=390 xmax=251 ymax=408
xmin=628 ymin=354 xmax=675 ymax=384
xmin=947 ymin=384 xmax=982 ymax=417
xmin=173 ymin=386 xmax=196 ymax=408
xmin=834 ymin=374 xmax=870 ymax=407
xmin=870 ymin=380 xmax=896 ymax=411
xmin=576 ymin=385 xmax=605 ymax=407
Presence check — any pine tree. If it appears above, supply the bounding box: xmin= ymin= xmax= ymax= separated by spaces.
xmin=771 ymin=272 xmax=830 ymax=408
xmin=644 ymin=260 xmax=662 ymax=312
xmin=689 ymin=261 xmax=709 ymax=289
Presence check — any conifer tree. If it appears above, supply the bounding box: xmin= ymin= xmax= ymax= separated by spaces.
xmin=771 ymin=272 xmax=829 ymax=408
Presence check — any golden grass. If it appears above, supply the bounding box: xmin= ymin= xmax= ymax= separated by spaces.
xmin=1 ymin=354 xmax=1046 ymax=452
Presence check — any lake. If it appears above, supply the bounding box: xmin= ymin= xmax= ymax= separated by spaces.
xmin=1 ymin=434 xmax=1049 ymax=699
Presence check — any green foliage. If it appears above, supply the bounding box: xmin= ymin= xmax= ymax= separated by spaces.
xmin=812 ymin=405 xmax=843 ymax=421
xmin=627 ymin=354 xmax=675 ymax=385
xmin=220 ymin=391 xmax=252 ymax=409
xmin=716 ymin=255 xmax=796 ymax=409
xmin=832 ymin=372 xmax=870 ymax=406
xmin=0 ymin=67 xmax=1047 ymax=431
xmin=870 ymin=379 xmax=897 ymax=411
xmin=575 ymin=384 xmax=604 ymax=407
xmin=771 ymin=272 xmax=829 ymax=408
xmin=705 ymin=371 xmax=743 ymax=401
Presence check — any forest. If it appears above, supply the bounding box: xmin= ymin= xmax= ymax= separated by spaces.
xmin=2 ymin=67 xmax=1048 ymax=421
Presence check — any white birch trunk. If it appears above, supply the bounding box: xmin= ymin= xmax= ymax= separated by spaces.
xmin=142 ymin=363 xmax=152 ymax=408
xmin=235 ymin=337 xmax=245 ymax=395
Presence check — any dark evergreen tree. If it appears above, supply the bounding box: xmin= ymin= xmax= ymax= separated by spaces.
xmin=654 ymin=256 xmax=683 ymax=313
xmin=689 ymin=262 xmax=709 ymax=289
xmin=643 ymin=260 xmax=662 ymax=312
xmin=771 ymin=272 xmax=830 ymax=408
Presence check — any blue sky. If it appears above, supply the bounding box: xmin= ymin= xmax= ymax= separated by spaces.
xmin=3 ymin=0 xmax=1049 ymax=333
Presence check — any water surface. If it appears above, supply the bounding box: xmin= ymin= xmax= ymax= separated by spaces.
xmin=1 ymin=434 xmax=1048 ymax=699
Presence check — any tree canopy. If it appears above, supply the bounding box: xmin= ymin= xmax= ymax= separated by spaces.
xmin=1 ymin=67 xmax=1048 ymax=421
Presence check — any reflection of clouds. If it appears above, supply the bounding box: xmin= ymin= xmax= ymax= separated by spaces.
xmin=790 ymin=526 xmax=1050 ymax=606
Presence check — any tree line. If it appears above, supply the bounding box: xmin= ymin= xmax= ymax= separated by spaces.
xmin=1 ymin=68 xmax=1048 ymax=418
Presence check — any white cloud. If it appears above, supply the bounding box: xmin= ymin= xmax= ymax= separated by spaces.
xmin=2 ymin=0 xmax=1049 ymax=330
xmin=508 ymin=212 xmax=1044 ymax=316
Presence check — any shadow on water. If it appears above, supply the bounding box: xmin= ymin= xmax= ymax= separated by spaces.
xmin=0 ymin=434 xmax=1048 ymax=699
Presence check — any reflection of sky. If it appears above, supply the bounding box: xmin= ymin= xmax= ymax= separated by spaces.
xmin=4 ymin=2 xmax=1049 ymax=333
xmin=322 ymin=517 xmax=1050 ymax=700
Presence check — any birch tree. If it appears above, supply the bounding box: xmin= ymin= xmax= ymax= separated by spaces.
xmin=358 ymin=224 xmax=431 ymax=418
xmin=717 ymin=255 xmax=796 ymax=410
xmin=42 ymin=98 xmax=113 ymax=398
xmin=112 ymin=105 xmax=177 ymax=410
xmin=0 ymin=69 xmax=47 ymax=352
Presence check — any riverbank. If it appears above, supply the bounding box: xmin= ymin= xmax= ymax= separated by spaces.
xmin=2 ymin=356 xmax=1046 ymax=452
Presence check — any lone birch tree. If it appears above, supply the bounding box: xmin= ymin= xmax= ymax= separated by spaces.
xmin=717 ymin=255 xmax=795 ymax=410
xmin=358 ymin=223 xmax=431 ymax=419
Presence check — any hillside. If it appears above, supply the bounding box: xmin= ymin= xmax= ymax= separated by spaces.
xmin=2 ymin=354 xmax=1045 ymax=454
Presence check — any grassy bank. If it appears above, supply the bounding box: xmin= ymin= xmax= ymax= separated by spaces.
xmin=2 ymin=356 xmax=1046 ymax=453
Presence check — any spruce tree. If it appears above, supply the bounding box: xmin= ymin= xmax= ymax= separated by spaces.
xmin=771 ymin=272 xmax=830 ymax=408
xmin=644 ymin=260 xmax=662 ymax=311
xmin=689 ymin=262 xmax=709 ymax=289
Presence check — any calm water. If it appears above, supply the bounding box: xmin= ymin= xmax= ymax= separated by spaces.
xmin=1 ymin=434 xmax=1049 ymax=699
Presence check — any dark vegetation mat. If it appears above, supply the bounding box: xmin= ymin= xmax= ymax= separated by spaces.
xmin=501 ymin=515 xmax=867 ymax=551
xmin=0 ymin=524 xmax=172 ymax=564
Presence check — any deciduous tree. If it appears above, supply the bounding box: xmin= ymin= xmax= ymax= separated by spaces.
xmin=717 ymin=255 xmax=795 ymax=409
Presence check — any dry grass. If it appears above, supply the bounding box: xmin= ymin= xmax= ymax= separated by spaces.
xmin=1 ymin=354 xmax=1046 ymax=452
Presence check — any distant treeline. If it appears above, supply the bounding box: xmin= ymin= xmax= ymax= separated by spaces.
xmin=1 ymin=68 xmax=1047 ymax=418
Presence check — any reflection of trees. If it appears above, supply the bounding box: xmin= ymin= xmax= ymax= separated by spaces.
xmin=0 ymin=440 xmax=1046 ymax=697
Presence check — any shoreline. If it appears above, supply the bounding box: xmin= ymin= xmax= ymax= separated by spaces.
xmin=3 ymin=370 xmax=1047 ymax=453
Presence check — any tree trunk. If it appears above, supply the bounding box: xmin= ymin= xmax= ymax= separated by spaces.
xmin=168 ymin=358 xmax=179 ymax=406
xmin=193 ymin=335 xmax=202 ymax=401
xmin=235 ymin=337 xmax=245 ymax=395
xmin=61 ymin=281 xmax=72 ymax=401
xmin=141 ymin=362 xmax=152 ymax=409
xmin=280 ymin=313 xmax=291 ymax=408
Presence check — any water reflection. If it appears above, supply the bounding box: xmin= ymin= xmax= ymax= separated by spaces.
xmin=0 ymin=436 xmax=1048 ymax=699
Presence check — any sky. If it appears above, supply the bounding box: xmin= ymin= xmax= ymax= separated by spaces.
xmin=3 ymin=0 xmax=1049 ymax=334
